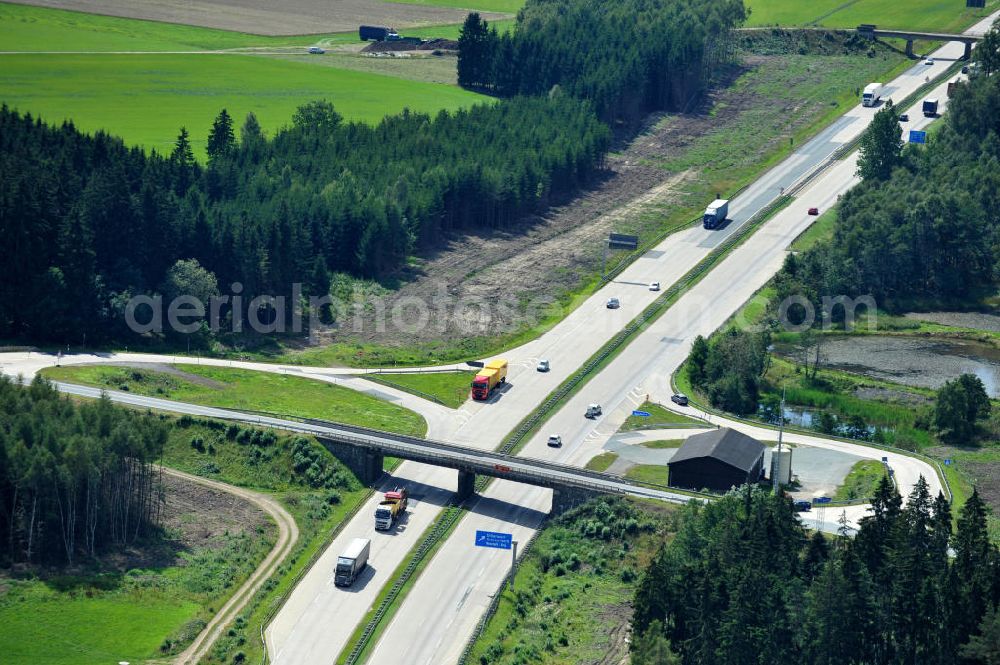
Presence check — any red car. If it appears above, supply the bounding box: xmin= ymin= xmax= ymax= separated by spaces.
xmin=807 ymin=207 xmax=820 ymax=216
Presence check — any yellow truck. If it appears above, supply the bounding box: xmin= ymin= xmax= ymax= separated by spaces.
xmin=471 ymin=359 xmax=508 ymax=401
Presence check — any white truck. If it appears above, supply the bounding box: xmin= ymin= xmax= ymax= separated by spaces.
xmin=862 ymin=82 xmax=883 ymax=108
xmin=335 ymin=538 xmax=370 ymax=587
xmin=702 ymin=199 xmax=729 ymax=229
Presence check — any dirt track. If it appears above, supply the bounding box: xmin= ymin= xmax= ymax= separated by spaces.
xmin=7 ymin=0 xmax=509 ymax=35
xmin=169 ymin=467 xmax=299 ymax=665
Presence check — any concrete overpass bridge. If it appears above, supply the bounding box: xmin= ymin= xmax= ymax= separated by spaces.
xmin=857 ymin=24 xmax=984 ymax=58
xmin=53 ymin=381 xmax=700 ymax=513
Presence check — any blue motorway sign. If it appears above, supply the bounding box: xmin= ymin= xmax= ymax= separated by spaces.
xmin=632 ymin=410 xmax=651 ymax=417
xmin=475 ymin=530 xmax=513 ymax=550
xmin=944 ymin=459 xmax=952 ymax=466
xmin=909 ymin=130 xmax=927 ymax=144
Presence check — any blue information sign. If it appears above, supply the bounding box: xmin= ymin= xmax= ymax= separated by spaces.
xmin=909 ymin=130 xmax=927 ymax=144
xmin=475 ymin=530 xmax=513 ymax=550
xmin=632 ymin=410 xmax=651 ymax=417
xmin=944 ymin=459 xmax=952 ymax=466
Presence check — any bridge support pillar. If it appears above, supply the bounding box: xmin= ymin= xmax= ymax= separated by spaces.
xmin=964 ymin=41 xmax=972 ymax=60
xmin=457 ymin=470 xmax=476 ymax=502
xmin=550 ymin=487 xmax=601 ymax=516
xmin=320 ymin=439 xmax=384 ymax=486
xmin=905 ymin=39 xmax=914 ymax=58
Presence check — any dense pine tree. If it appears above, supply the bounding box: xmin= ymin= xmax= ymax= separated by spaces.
xmin=457 ymin=0 xmax=746 ymax=122
xmin=633 ymin=479 xmax=1000 ymax=664
xmin=0 ymin=96 xmax=610 ymax=343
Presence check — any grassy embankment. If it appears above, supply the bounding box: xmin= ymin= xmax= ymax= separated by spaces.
xmin=165 ymin=419 xmax=372 ymax=665
xmin=0 ymin=416 xmax=368 ymax=665
xmin=0 ymin=3 xmax=487 ymax=155
xmin=620 ymin=401 xmax=704 ymax=430
xmin=365 ymin=370 xmax=475 ymax=408
xmin=834 ymin=459 xmax=888 ymax=501
xmin=41 ymin=364 xmax=427 ymax=437
xmin=465 ymin=497 xmax=676 ymax=665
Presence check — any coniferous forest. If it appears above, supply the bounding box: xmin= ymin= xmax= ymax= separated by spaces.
xmin=0 ymin=97 xmax=609 ymax=343
xmin=457 ymin=0 xmax=746 ymax=121
xmin=773 ymin=37 xmax=1000 ymax=314
xmin=632 ymin=481 xmax=1000 ymax=665
xmin=0 ymin=0 xmax=748 ymax=346
xmin=0 ymin=375 xmax=167 ymax=565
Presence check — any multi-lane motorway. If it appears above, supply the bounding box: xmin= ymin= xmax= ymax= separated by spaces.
xmin=359 ymin=19 xmax=994 ymax=665
xmin=1 ymin=13 xmax=995 ymax=665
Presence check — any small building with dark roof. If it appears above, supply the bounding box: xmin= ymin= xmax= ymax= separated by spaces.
xmin=667 ymin=428 xmax=766 ymax=492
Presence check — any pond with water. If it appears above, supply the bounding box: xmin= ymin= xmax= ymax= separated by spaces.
xmin=775 ymin=335 xmax=1000 ymax=397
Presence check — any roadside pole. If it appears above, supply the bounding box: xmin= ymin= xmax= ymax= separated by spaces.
xmin=510 ymin=541 xmax=518 ymax=590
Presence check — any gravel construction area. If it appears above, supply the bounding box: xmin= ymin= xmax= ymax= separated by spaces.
xmin=904 ymin=310 xmax=1000 ymax=333
xmin=805 ymin=335 xmax=1000 ymax=397
xmin=5 ymin=0 xmax=508 ymax=35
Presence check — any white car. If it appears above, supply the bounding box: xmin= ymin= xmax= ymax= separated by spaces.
xmin=606 ymin=297 xmax=620 ymax=309
xmin=924 ymin=57 xmax=934 ymax=65
xmin=547 ymin=434 xmax=562 ymax=447
xmin=537 ymin=359 xmax=550 ymax=372
xmin=308 ymin=46 xmax=326 ymax=54
xmin=649 ymin=282 xmax=660 ymax=291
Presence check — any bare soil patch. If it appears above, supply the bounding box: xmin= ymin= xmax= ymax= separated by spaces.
xmin=7 ymin=0 xmax=509 ymax=36
xmin=115 ymin=362 xmax=227 ymax=388
xmin=159 ymin=470 xmax=269 ymax=555
xmin=595 ymin=602 xmax=634 ymax=665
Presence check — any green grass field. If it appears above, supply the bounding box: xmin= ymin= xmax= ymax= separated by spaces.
xmin=585 ymin=451 xmax=618 ymax=472
xmin=0 ymin=583 xmax=200 ymax=665
xmin=465 ymin=498 xmax=673 ymax=665
xmin=790 ymin=207 xmax=837 ymax=252
xmin=41 ymin=364 xmax=428 ymax=436
xmin=0 ymin=53 xmax=485 ymax=155
xmin=0 ymin=2 xmax=479 ymax=51
xmin=0 ymin=2 xmax=323 ymax=51
xmin=641 ymin=439 xmax=684 ymax=449
xmin=0 ymin=512 xmax=275 ymax=665
xmin=620 ymin=401 xmax=703 ymax=431
xmin=834 ymin=459 xmax=887 ymax=500
xmin=366 ymin=370 xmax=474 ymax=408
xmin=745 ymin=0 xmax=999 ymax=30
xmin=625 ymin=464 xmax=670 ymax=486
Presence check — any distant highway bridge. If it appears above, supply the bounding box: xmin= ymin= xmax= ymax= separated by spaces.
xmin=857 ymin=24 xmax=984 ymax=58
xmin=54 ymin=382 xmax=700 ymax=513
